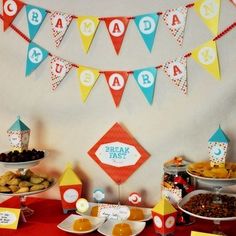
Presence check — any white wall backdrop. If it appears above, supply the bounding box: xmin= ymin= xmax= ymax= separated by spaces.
xmin=0 ymin=0 xmax=236 ymax=205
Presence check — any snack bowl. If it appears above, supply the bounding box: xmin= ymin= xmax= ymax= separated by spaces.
xmin=76 ymin=202 xmax=152 ymax=222
xmin=178 ymin=189 xmax=236 ymax=221
xmin=98 ymin=219 xmax=146 ymax=236
xmin=57 ymin=214 xmax=106 ymax=234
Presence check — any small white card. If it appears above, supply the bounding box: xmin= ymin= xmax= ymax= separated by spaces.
xmin=98 ymin=203 xmax=130 ymax=220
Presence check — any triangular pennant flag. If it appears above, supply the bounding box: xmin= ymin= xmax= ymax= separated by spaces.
xmin=162 ymin=7 xmax=188 ymax=46
xmin=3 ymin=0 xmax=24 ymax=31
xmin=104 ymin=17 xmax=130 ymax=54
xmin=50 ymin=11 xmax=73 ymax=47
xmin=133 ymin=67 xmax=157 ymax=104
xmin=77 ymin=66 xmax=100 ymax=102
xmin=50 ymin=56 xmax=73 ymax=90
xmin=163 ymin=56 xmax=188 ymax=94
xmin=77 ymin=16 xmax=100 ymax=53
xmin=25 ymin=42 xmax=48 ymax=76
xmin=191 ymin=40 xmax=220 ymax=79
xmin=104 ymin=71 xmax=129 ymax=107
xmin=194 ymin=0 xmax=220 ymax=35
xmin=134 ymin=13 xmax=159 ymax=52
xmin=26 ymin=5 xmax=47 ymax=40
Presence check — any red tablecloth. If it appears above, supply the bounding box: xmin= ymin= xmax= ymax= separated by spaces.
xmin=0 ymin=197 xmax=235 ymax=236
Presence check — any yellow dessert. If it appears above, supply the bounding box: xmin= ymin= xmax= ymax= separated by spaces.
xmin=73 ymin=218 xmax=92 ymax=231
xmin=90 ymin=206 xmax=99 ymax=216
xmin=112 ymin=223 xmax=132 ymax=236
xmin=128 ymin=208 xmax=144 ymax=221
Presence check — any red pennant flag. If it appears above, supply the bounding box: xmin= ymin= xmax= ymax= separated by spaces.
xmin=3 ymin=0 xmax=24 ymax=31
xmin=104 ymin=17 xmax=129 ymax=54
xmin=104 ymin=71 xmax=129 ymax=107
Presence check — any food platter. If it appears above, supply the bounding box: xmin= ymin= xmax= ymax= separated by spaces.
xmin=57 ymin=214 xmax=106 ymax=234
xmin=76 ymin=202 xmax=152 ymax=222
xmin=187 ymin=161 xmax=236 ymax=181
xmin=0 ymin=178 xmax=56 ymax=196
xmin=0 ymin=150 xmax=47 ymax=169
xmin=97 ymin=219 xmax=146 ymax=236
xmin=178 ymin=189 xmax=236 ymax=222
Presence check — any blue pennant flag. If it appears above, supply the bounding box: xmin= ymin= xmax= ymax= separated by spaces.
xmin=134 ymin=13 xmax=159 ymax=52
xmin=26 ymin=42 xmax=48 ymax=76
xmin=133 ymin=67 xmax=157 ymax=105
xmin=26 ymin=5 xmax=47 ymax=40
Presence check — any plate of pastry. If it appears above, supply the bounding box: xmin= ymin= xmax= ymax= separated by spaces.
xmin=187 ymin=161 xmax=236 ymax=181
xmin=57 ymin=214 xmax=106 ymax=234
xmin=98 ymin=219 xmax=146 ymax=236
xmin=0 ymin=169 xmax=55 ymax=196
xmin=76 ymin=202 xmax=152 ymax=222
xmin=0 ymin=149 xmax=46 ymax=169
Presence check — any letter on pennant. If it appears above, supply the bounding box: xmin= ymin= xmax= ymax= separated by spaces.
xmin=104 ymin=71 xmax=129 ymax=107
xmin=104 ymin=17 xmax=130 ymax=54
xmin=77 ymin=66 xmax=100 ymax=102
xmin=191 ymin=40 xmax=220 ymax=80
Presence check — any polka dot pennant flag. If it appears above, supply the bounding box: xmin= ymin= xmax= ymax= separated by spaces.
xmin=50 ymin=56 xmax=73 ymax=90
xmin=163 ymin=56 xmax=187 ymax=94
xmin=50 ymin=11 xmax=73 ymax=47
xmin=162 ymin=7 xmax=188 ymax=46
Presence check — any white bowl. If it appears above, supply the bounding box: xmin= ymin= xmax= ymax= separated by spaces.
xmin=57 ymin=214 xmax=106 ymax=234
xmin=98 ymin=219 xmax=146 ymax=236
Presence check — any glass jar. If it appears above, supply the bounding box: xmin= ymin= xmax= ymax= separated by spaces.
xmin=161 ymin=157 xmax=194 ymax=225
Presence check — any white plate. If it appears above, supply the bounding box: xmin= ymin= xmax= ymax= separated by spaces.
xmin=76 ymin=202 xmax=152 ymax=222
xmin=57 ymin=214 xmax=106 ymax=234
xmin=187 ymin=169 xmax=236 ymax=182
xmin=0 ymin=178 xmax=56 ymax=197
xmin=0 ymin=150 xmax=47 ymax=169
xmin=178 ymin=189 xmax=236 ymax=221
xmin=98 ymin=219 xmax=146 ymax=236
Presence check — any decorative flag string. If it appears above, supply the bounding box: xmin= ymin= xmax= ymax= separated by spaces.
xmin=1 ymin=12 xmax=235 ymax=72
xmin=2 ymin=0 xmax=220 ymax=53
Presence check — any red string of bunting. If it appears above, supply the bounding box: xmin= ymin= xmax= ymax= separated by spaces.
xmin=1 ymin=12 xmax=235 ymax=73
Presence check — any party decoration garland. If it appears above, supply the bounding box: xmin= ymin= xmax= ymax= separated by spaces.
xmin=1 ymin=1 xmax=236 ymax=107
xmin=2 ymin=0 xmax=222 ymax=54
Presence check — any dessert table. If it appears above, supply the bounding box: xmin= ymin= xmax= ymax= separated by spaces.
xmin=0 ymin=197 xmax=235 ymax=236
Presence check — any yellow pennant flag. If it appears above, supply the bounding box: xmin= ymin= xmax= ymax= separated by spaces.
xmin=77 ymin=66 xmax=100 ymax=102
xmin=77 ymin=16 xmax=100 ymax=53
xmin=191 ymin=40 xmax=220 ymax=80
xmin=194 ymin=0 xmax=220 ymax=35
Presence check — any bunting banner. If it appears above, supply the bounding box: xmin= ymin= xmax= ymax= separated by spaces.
xmin=194 ymin=0 xmax=221 ymax=36
xmin=163 ymin=56 xmax=187 ymax=94
xmin=134 ymin=13 xmax=159 ymax=52
xmin=3 ymin=0 xmax=24 ymax=31
xmin=25 ymin=42 xmax=48 ymax=76
xmin=77 ymin=66 xmax=100 ymax=102
xmin=191 ymin=40 xmax=220 ymax=80
xmin=50 ymin=12 xmax=73 ymax=47
xmin=162 ymin=7 xmax=188 ymax=46
xmin=104 ymin=17 xmax=130 ymax=55
xmin=77 ymin=16 xmax=100 ymax=53
xmin=133 ymin=67 xmax=157 ymax=104
xmin=50 ymin=56 xmax=73 ymax=90
xmin=26 ymin=5 xmax=47 ymax=40
xmin=104 ymin=71 xmax=129 ymax=107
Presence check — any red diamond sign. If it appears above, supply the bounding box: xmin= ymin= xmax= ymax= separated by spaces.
xmin=88 ymin=123 xmax=150 ymax=184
